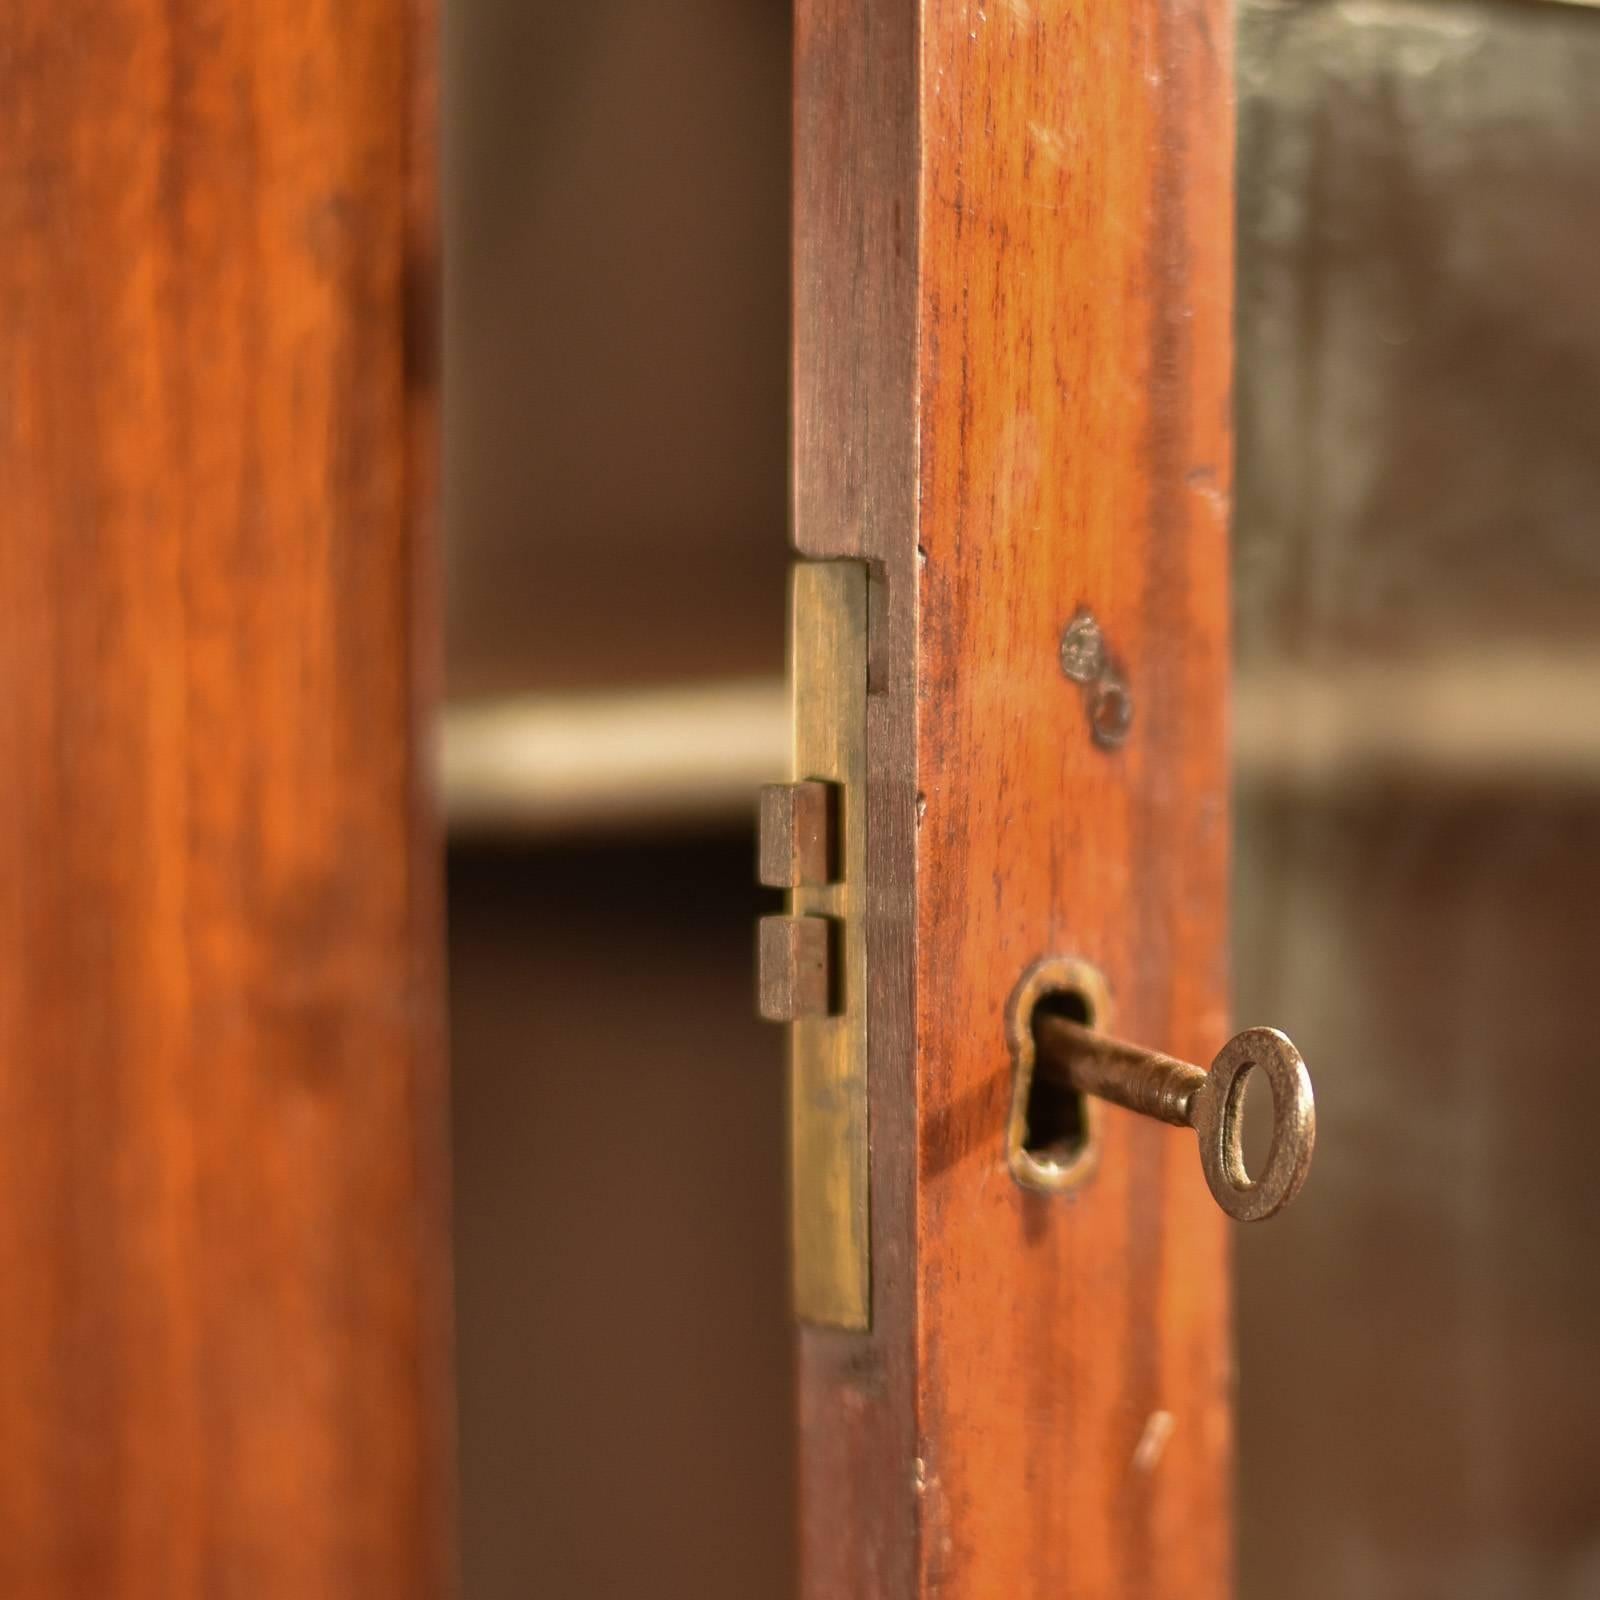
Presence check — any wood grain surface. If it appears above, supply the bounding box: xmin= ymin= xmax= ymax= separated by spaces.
xmin=793 ymin=0 xmax=922 ymax=1591
xmin=794 ymin=1 xmax=1233 ymax=1594
xmin=0 ymin=3 xmax=455 ymax=1594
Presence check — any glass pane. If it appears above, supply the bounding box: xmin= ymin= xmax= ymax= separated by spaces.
xmin=1235 ymin=3 xmax=1600 ymax=1595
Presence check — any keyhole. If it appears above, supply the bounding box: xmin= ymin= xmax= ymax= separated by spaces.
xmin=1007 ymin=957 xmax=1109 ymax=1194
xmin=1024 ymin=988 xmax=1092 ymax=1163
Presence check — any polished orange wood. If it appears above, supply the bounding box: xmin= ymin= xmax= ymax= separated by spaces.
xmin=0 ymin=3 xmax=454 ymax=1594
xmin=794 ymin=1 xmax=1233 ymax=1594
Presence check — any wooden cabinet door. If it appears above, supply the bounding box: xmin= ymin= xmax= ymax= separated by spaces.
xmin=792 ymin=3 xmax=1233 ymax=1595
xmin=0 ymin=5 xmax=455 ymax=1595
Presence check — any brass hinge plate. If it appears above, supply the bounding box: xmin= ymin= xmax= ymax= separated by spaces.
xmin=780 ymin=560 xmax=870 ymax=1330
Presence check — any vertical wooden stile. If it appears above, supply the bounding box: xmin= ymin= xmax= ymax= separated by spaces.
xmin=793 ymin=1 xmax=1234 ymax=1594
xmin=0 ymin=3 xmax=455 ymax=1594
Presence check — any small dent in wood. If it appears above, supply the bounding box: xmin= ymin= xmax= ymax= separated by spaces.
xmin=1027 ymin=119 xmax=1071 ymax=172
xmin=1185 ymin=463 xmax=1228 ymax=522
xmin=1058 ymin=608 xmax=1105 ymax=683
xmin=1131 ymin=1410 xmax=1176 ymax=1474
xmin=1089 ymin=677 xmax=1134 ymax=749
xmin=1060 ymin=606 xmax=1134 ymax=751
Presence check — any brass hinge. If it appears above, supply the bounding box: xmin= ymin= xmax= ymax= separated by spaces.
xmin=756 ymin=561 xmax=870 ymax=1331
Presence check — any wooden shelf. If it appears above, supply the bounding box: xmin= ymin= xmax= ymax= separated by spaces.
xmin=438 ymin=650 xmax=1600 ymax=838
xmin=439 ymin=678 xmax=788 ymax=837
xmin=1235 ymin=650 xmax=1600 ymax=789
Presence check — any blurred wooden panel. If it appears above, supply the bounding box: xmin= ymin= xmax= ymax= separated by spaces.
xmin=0 ymin=3 xmax=454 ymax=1594
xmin=449 ymin=841 xmax=793 ymax=1599
xmin=445 ymin=0 xmax=791 ymax=699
